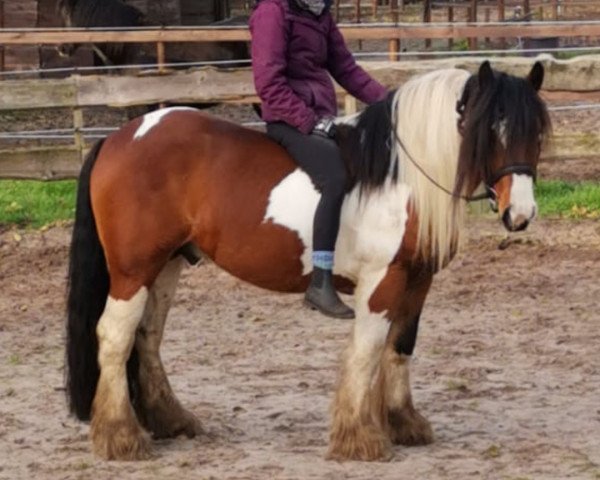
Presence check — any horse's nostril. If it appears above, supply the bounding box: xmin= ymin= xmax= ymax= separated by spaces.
xmin=503 ymin=208 xmax=531 ymax=232
xmin=513 ymin=213 xmax=528 ymax=227
xmin=515 ymin=219 xmax=529 ymax=232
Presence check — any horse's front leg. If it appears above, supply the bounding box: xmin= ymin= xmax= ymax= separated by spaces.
xmin=327 ymin=269 xmax=396 ymax=462
xmin=373 ymin=273 xmax=434 ymax=447
xmin=91 ymin=283 xmax=151 ymax=460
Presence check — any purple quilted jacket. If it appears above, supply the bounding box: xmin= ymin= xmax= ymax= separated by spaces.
xmin=250 ymin=0 xmax=387 ymax=134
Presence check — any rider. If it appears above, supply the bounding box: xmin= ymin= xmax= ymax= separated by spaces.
xmin=250 ymin=0 xmax=387 ymax=319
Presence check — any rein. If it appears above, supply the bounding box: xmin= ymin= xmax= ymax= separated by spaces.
xmin=384 ymin=98 xmax=536 ymax=205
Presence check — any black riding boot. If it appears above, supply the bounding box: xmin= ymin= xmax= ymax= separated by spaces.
xmin=304 ymin=267 xmax=355 ymax=319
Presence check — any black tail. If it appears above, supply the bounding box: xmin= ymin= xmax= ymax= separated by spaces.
xmin=66 ymin=139 xmax=109 ymax=421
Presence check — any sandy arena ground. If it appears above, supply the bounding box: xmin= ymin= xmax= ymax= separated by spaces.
xmin=1 ymin=213 xmax=599 ymax=479
xmin=1 ymin=54 xmax=600 ymax=478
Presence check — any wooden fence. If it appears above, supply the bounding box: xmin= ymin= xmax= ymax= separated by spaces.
xmin=2 ymin=21 xmax=600 ymax=64
xmin=1 ymin=54 xmax=600 ymax=180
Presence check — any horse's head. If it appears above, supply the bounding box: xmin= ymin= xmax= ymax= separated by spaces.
xmin=55 ymin=0 xmax=145 ymax=65
xmin=456 ymin=61 xmax=550 ymax=232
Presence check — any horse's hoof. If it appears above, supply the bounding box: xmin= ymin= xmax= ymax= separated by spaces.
xmin=388 ymin=407 xmax=434 ymax=446
xmin=327 ymin=422 xmax=393 ymax=462
xmin=91 ymin=418 xmax=152 ymax=461
xmin=143 ymin=405 xmax=204 ymax=440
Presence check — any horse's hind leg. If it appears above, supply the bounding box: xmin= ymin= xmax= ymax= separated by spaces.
xmin=91 ymin=283 xmax=151 ymax=460
xmin=373 ymin=275 xmax=434 ymax=447
xmin=135 ymin=257 xmax=203 ymax=439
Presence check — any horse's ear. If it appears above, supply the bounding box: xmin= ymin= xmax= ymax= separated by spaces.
xmin=478 ymin=60 xmax=494 ymax=90
xmin=527 ymin=61 xmax=544 ymax=91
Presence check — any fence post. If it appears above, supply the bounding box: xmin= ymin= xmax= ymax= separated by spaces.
xmin=156 ymin=41 xmax=166 ymax=73
xmin=447 ymin=5 xmax=454 ymax=50
xmin=389 ymin=38 xmax=399 ymax=61
xmin=551 ymin=0 xmax=558 ymax=20
xmin=355 ymin=0 xmax=363 ymax=50
xmin=73 ymin=108 xmax=85 ymax=163
xmin=423 ymin=0 xmax=431 ymax=49
xmin=389 ymin=7 xmax=400 ymax=60
xmin=523 ymin=0 xmax=530 ymax=19
xmin=497 ymin=0 xmax=506 ymax=49
xmin=484 ymin=7 xmax=491 ymax=48
xmin=0 ymin=0 xmax=4 ymax=73
xmin=468 ymin=0 xmax=478 ymax=51
xmin=156 ymin=40 xmax=167 ymax=108
xmin=344 ymin=95 xmax=358 ymax=115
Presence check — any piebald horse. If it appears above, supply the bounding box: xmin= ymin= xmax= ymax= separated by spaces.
xmin=66 ymin=61 xmax=550 ymax=461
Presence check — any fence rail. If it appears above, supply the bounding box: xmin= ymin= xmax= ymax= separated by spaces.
xmin=2 ymin=56 xmax=600 ymax=111
xmin=1 ymin=55 xmax=600 ymax=180
xmin=3 ymin=22 xmax=600 ymax=45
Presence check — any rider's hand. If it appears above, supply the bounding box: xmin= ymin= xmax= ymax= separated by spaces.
xmin=312 ymin=117 xmax=336 ymax=139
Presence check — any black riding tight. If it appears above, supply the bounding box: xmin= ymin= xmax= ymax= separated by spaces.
xmin=267 ymin=122 xmax=348 ymax=252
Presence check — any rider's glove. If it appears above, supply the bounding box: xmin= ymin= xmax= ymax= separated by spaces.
xmin=312 ymin=117 xmax=336 ymax=139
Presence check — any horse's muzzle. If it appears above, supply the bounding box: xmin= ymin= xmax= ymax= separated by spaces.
xmin=502 ymin=207 xmax=530 ymax=232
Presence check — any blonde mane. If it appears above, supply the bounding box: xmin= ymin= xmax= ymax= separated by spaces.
xmin=392 ymin=68 xmax=471 ymax=269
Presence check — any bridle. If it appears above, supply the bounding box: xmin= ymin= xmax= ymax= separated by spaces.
xmin=480 ymin=164 xmax=537 ymax=211
xmin=384 ymin=91 xmax=536 ymax=208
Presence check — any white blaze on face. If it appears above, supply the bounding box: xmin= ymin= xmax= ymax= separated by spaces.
xmin=497 ymin=120 xmax=508 ymax=148
xmin=509 ymin=174 xmax=537 ymax=225
xmin=133 ymin=107 xmax=198 ymax=140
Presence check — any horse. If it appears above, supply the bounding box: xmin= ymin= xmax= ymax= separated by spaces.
xmin=57 ymin=0 xmax=249 ymax=69
xmin=57 ymin=0 xmax=145 ymax=66
xmin=65 ymin=60 xmax=550 ymax=461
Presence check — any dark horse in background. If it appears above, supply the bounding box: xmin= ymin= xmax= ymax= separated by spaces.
xmin=57 ymin=0 xmax=249 ymax=69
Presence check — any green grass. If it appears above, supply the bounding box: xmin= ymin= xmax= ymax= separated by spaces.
xmin=0 ymin=179 xmax=599 ymax=229
xmin=0 ymin=180 xmax=76 ymax=228
xmin=536 ymin=180 xmax=600 ymax=219
xmin=553 ymin=50 xmax=599 ymax=60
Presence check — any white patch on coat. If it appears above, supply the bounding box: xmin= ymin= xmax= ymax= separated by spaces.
xmin=133 ymin=107 xmax=198 ymax=140
xmin=263 ymin=171 xmax=412 ymax=283
xmin=509 ymin=174 xmax=537 ymax=224
xmin=97 ymin=288 xmax=149 ymax=360
xmin=263 ymin=169 xmax=320 ymax=275
xmin=95 ymin=288 xmax=148 ymax=418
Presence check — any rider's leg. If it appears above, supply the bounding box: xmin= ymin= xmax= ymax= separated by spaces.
xmin=267 ymin=122 xmax=354 ymax=319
